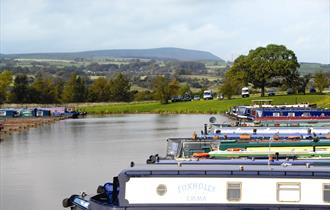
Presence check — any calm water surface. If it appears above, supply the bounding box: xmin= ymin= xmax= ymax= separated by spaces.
xmin=0 ymin=114 xmax=229 ymax=210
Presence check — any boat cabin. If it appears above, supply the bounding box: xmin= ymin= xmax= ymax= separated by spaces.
xmin=64 ymin=163 xmax=330 ymax=210
xmin=0 ymin=109 xmax=18 ymax=118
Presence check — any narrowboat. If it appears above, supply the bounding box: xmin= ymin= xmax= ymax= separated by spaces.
xmin=0 ymin=109 xmax=18 ymax=118
xmin=63 ymin=161 xmax=330 ymax=209
xmin=18 ymin=109 xmax=34 ymax=117
xmin=227 ymin=103 xmax=313 ymax=121
xmin=163 ymin=138 xmax=330 ymax=159
xmin=35 ymin=109 xmax=51 ymax=117
xmin=205 ymin=126 xmax=330 ymax=140
xmin=208 ymin=125 xmax=330 ymax=135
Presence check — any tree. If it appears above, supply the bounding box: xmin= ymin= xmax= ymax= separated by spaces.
xmin=169 ymin=79 xmax=180 ymax=97
xmin=30 ymin=75 xmax=57 ymax=103
xmin=0 ymin=70 xmax=13 ymax=104
xmin=219 ymin=70 xmax=243 ymax=99
xmin=88 ymin=77 xmax=111 ymax=102
xmin=74 ymin=77 xmax=87 ymax=102
xmin=178 ymin=83 xmax=192 ymax=96
xmin=153 ymin=76 xmax=170 ymax=104
xmin=10 ymin=74 xmax=30 ymax=103
xmin=111 ymin=73 xmax=131 ymax=102
xmin=227 ymin=44 xmax=300 ymax=96
xmin=314 ymin=71 xmax=329 ymax=93
xmin=53 ymin=78 xmax=64 ymax=103
xmin=297 ymin=74 xmax=311 ymax=94
xmin=62 ymin=73 xmax=87 ymax=102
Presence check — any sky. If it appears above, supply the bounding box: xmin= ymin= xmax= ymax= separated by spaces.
xmin=0 ymin=0 xmax=329 ymax=63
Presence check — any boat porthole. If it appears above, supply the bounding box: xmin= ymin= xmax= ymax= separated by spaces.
xmin=156 ymin=184 xmax=167 ymax=196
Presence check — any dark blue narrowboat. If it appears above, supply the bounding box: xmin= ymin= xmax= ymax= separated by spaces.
xmin=0 ymin=109 xmax=18 ymax=118
xmin=35 ymin=109 xmax=51 ymax=117
xmin=254 ymin=108 xmax=330 ymax=118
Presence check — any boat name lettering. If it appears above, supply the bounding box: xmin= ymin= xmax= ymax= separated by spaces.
xmin=177 ymin=183 xmax=215 ymax=193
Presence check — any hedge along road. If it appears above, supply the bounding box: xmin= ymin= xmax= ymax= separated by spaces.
xmin=79 ymin=94 xmax=330 ymax=114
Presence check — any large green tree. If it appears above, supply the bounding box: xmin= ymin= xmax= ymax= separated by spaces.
xmin=227 ymin=44 xmax=300 ymax=96
xmin=153 ymin=76 xmax=170 ymax=104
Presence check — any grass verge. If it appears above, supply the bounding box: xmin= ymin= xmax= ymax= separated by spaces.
xmin=79 ymin=94 xmax=330 ymax=114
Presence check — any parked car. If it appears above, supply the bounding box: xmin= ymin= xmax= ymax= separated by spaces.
xmin=216 ymin=94 xmax=224 ymax=100
xmin=310 ymin=87 xmax=316 ymax=93
xmin=171 ymin=96 xmax=182 ymax=102
xmin=268 ymin=88 xmax=276 ymax=96
xmin=171 ymin=94 xmax=191 ymax=102
xmin=203 ymin=90 xmax=213 ymax=100
xmin=241 ymin=87 xmax=249 ymax=98
xmin=193 ymin=95 xmax=201 ymax=100
xmin=287 ymin=88 xmax=294 ymax=95
xmin=182 ymin=94 xmax=192 ymax=101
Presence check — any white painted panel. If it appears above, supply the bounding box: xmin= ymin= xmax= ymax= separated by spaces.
xmin=125 ymin=177 xmax=330 ymax=205
xmin=278 ymin=190 xmax=300 ymax=202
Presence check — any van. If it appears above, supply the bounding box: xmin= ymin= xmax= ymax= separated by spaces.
xmin=203 ymin=90 xmax=213 ymax=100
xmin=241 ymin=87 xmax=249 ymax=98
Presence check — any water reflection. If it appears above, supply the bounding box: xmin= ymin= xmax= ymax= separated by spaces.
xmin=0 ymin=114 xmax=229 ymax=210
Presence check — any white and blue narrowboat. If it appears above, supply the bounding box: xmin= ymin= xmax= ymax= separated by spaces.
xmin=63 ymin=161 xmax=330 ymax=210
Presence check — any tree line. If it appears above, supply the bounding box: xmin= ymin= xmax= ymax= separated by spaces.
xmin=0 ymin=70 xmax=195 ymax=105
xmin=0 ymin=72 xmax=132 ymax=104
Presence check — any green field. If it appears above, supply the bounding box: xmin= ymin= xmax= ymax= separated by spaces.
xmin=79 ymin=94 xmax=330 ymax=114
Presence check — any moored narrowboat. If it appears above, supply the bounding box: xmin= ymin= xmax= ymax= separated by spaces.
xmin=63 ymin=162 xmax=330 ymax=210
xmin=0 ymin=109 xmax=18 ymax=118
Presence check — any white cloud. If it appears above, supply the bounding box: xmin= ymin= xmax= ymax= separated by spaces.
xmin=0 ymin=0 xmax=329 ymax=63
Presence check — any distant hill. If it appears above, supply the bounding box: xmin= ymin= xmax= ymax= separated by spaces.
xmin=0 ymin=47 xmax=224 ymax=62
xmin=299 ymin=62 xmax=330 ymax=74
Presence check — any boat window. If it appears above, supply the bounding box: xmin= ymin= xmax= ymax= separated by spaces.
xmin=277 ymin=183 xmax=300 ymax=202
xmin=288 ymin=112 xmax=295 ymax=117
xmin=227 ymin=182 xmax=241 ymax=201
xmin=324 ymin=184 xmax=330 ymax=203
xmin=321 ymin=113 xmax=325 ymax=117
xmin=273 ymin=112 xmax=281 ymax=117
xmin=302 ymin=112 xmax=310 ymax=117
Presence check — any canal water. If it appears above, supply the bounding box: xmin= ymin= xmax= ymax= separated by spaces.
xmin=0 ymin=114 xmax=229 ymax=210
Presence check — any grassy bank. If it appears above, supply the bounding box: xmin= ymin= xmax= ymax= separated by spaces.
xmin=79 ymin=94 xmax=330 ymax=114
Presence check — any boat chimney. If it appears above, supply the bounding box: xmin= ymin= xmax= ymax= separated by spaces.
xmin=204 ymin=124 xmax=208 ymax=136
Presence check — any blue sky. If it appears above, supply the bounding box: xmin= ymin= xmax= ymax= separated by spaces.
xmin=1 ymin=0 xmax=329 ymax=63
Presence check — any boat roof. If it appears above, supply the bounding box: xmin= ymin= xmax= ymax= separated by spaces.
xmin=121 ymin=163 xmax=330 ymax=178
